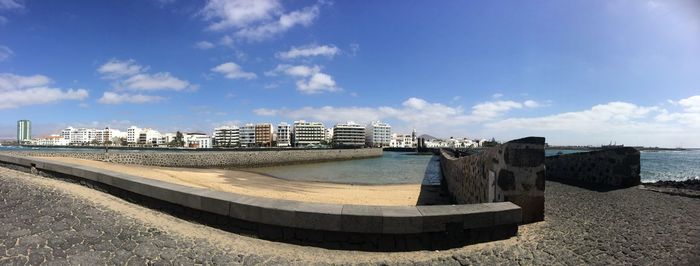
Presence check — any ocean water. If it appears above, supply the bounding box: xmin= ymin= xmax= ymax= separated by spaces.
xmin=246 ymin=151 xmax=442 ymax=185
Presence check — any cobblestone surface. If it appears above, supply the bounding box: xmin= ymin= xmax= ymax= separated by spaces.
xmin=0 ymin=166 xmax=698 ymax=265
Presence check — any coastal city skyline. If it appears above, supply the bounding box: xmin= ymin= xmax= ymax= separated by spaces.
xmin=1 ymin=0 xmax=699 ymax=147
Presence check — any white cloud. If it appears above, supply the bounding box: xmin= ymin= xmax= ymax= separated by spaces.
xmin=266 ymin=64 xmax=339 ymax=94
xmin=0 ymin=73 xmax=88 ymax=109
xmin=97 ymin=59 xmax=146 ymax=79
xmin=0 ymin=0 xmax=23 ymax=10
xmin=678 ymin=95 xmax=700 ymax=112
xmin=0 ymin=45 xmax=12 ymax=61
xmin=195 ymin=41 xmax=215 ymax=50
xmin=96 ymin=59 xmax=196 ymax=104
xmin=255 ymin=97 xmax=535 ymax=126
xmin=211 ymin=62 xmax=257 ymax=80
xmin=98 ymin=92 xmax=164 ymax=104
xmin=471 ymin=101 xmax=523 ymax=119
xmin=296 ymin=72 xmax=338 ymax=94
xmin=492 ymin=93 xmax=503 ymax=99
xmin=200 ymin=0 xmax=281 ymax=31
xmin=200 ymin=0 xmax=321 ymax=42
xmin=276 ymin=44 xmax=340 ymax=59
xmin=97 ymin=58 xmax=196 ymax=92
xmin=0 ymin=73 xmax=50 ymax=90
xmin=487 ymin=102 xmax=658 ymax=132
xmin=123 ymin=72 xmax=195 ymax=91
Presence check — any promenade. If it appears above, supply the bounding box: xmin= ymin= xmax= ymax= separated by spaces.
xmin=1 ymin=166 xmax=697 ymax=265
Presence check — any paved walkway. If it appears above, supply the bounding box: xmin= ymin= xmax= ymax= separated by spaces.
xmin=0 ymin=166 xmax=698 ymax=265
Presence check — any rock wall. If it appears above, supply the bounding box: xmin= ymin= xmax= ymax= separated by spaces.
xmin=439 ymin=137 xmax=546 ymax=223
xmin=545 ymin=147 xmax=640 ymax=188
xmin=0 ymin=148 xmax=383 ymax=168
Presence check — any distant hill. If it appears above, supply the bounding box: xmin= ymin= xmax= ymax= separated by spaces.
xmin=417 ymin=134 xmax=438 ymax=140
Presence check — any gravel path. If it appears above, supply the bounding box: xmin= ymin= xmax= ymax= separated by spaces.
xmin=0 ymin=166 xmax=698 ymax=265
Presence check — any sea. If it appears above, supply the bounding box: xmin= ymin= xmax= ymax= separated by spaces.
xmin=1 ymin=146 xmax=698 ymax=185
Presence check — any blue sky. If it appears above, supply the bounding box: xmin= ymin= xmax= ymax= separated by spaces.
xmin=1 ymin=0 xmax=699 ymax=147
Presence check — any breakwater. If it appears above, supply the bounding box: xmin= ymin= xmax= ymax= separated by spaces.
xmin=439 ymin=137 xmax=546 ymax=223
xmin=546 ymin=147 xmax=641 ymax=188
xmin=0 ymin=148 xmax=383 ymax=168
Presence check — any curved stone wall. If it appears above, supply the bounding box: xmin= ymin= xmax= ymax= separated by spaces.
xmin=0 ymin=148 xmax=383 ymax=168
xmin=0 ymin=153 xmax=522 ymax=251
xmin=545 ymin=147 xmax=640 ymax=188
xmin=439 ymin=137 xmax=546 ymax=223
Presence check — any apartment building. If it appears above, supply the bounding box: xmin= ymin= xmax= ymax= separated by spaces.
xmin=292 ymin=120 xmax=325 ymax=147
xmin=366 ymin=121 xmax=392 ymax=147
xmin=240 ymin=124 xmax=256 ymax=147
xmin=276 ymin=122 xmax=291 ymax=147
xmin=332 ymin=121 xmax=366 ymax=148
xmin=138 ymin=129 xmax=162 ymax=146
xmin=126 ymin=126 xmax=141 ymax=144
xmin=255 ymin=123 xmax=273 ymax=147
xmin=213 ymin=126 xmax=240 ymax=147
xmin=17 ymin=120 xmax=31 ymax=144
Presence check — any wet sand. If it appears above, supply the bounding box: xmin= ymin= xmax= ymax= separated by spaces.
xmin=38 ymin=157 xmax=423 ymax=206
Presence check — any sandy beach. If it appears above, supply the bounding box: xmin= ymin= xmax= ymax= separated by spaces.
xmin=38 ymin=157 xmax=424 ymax=206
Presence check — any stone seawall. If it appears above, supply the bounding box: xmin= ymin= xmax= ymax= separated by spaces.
xmin=545 ymin=147 xmax=640 ymax=188
xmin=439 ymin=137 xmax=546 ymax=223
xmin=0 ymin=148 xmax=383 ymax=168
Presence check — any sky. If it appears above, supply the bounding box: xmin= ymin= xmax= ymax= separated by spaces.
xmin=1 ymin=0 xmax=699 ymax=147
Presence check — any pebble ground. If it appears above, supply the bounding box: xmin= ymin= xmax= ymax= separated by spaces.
xmin=0 ymin=166 xmax=698 ymax=265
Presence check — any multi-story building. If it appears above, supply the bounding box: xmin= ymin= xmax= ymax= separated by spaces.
xmin=324 ymin=128 xmax=333 ymax=143
xmin=366 ymin=121 xmax=391 ymax=147
xmin=240 ymin=124 xmax=256 ymax=147
xmin=255 ymin=123 xmax=273 ymax=147
xmin=332 ymin=121 xmax=366 ymax=148
xmin=161 ymin=133 xmax=176 ymax=145
xmin=94 ymin=127 xmax=124 ymax=144
xmin=390 ymin=133 xmax=415 ymax=148
xmin=126 ymin=126 xmax=141 ymax=144
xmin=17 ymin=120 xmax=31 ymax=144
xmin=213 ymin=126 xmax=240 ymax=147
xmin=60 ymin=127 xmax=75 ymax=141
xmin=34 ymin=135 xmax=69 ymax=146
xmin=184 ymin=133 xmax=211 ymax=149
xmin=292 ymin=120 xmax=325 ymax=147
xmin=72 ymin=128 xmax=96 ymax=144
xmin=276 ymin=122 xmax=291 ymax=147
xmin=138 ymin=129 xmax=162 ymax=146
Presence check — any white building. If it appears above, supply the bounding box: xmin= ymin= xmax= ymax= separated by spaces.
xmin=127 ymin=126 xmax=141 ymax=144
xmin=390 ymin=133 xmax=415 ymax=148
xmin=138 ymin=129 xmax=162 ymax=146
xmin=60 ymin=127 xmax=75 ymax=141
xmin=34 ymin=135 xmax=69 ymax=146
xmin=324 ymin=128 xmax=333 ymax=143
xmin=72 ymin=128 xmax=96 ymax=144
xmin=332 ymin=121 xmax=366 ymax=148
xmin=213 ymin=126 xmax=240 ymax=147
xmin=292 ymin=120 xmax=325 ymax=147
xmin=276 ymin=122 xmax=291 ymax=147
xmin=240 ymin=124 xmax=256 ymax=147
xmin=162 ymin=133 xmax=176 ymax=145
xmin=366 ymin=121 xmax=391 ymax=147
xmin=94 ymin=127 xmax=125 ymax=145
xmin=184 ymin=133 xmax=211 ymax=149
